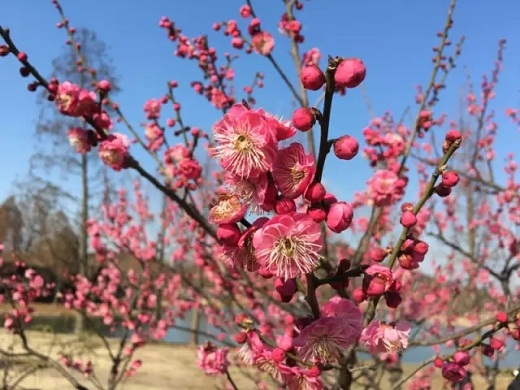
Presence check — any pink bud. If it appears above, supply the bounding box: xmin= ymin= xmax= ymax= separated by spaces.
xmin=292 ymin=107 xmax=316 ymax=131
xmin=453 ymin=351 xmax=470 ymax=366
xmin=0 ymin=45 xmax=10 ymax=56
xmin=384 ymin=291 xmax=402 ymax=308
xmin=323 ymin=193 xmax=338 ymax=205
xmin=272 ymin=348 xmax=286 ymax=363
xmin=275 ymin=197 xmax=296 ymax=214
xmin=275 ymin=278 xmax=297 ymax=297
xmin=481 ymin=344 xmax=494 ymax=357
xmin=442 ymin=362 xmax=466 ymax=382
xmin=352 ymin=288 xmax=366 ymax=303
xmin=333 ymin=135 xmax=359 ymax=160
xmin=326 ymin=202 xmax=353 ymax=233
xmin=369 ymin=247 xmax=388 ymax=262
xmin=239 ymin=5 xmax=252 ymax=18
xmin=433 ymin=357 xmax=444 ymax=368
xmin=495 ymin=311 xmax=508 ymax=323
xmin=446 ymin=130 xmax=462 ymax=142
xmin=489 ymin=337 xmax=505 ymax=351
xmin=17 ymin=52 xmax=28 ymax=62
xmin=413 ymin=241 xmax=429 ymax=256
xmin=441 ymin=171 xmax=459 ymax=187
xmin=300 ymin=65 xmax=325 ymax=91
xmin=334 ymin=58 xmax=366 ymax=88
xmin=434 ymin=184 xmax=452 ymax=197
xmin=363 ymin=265 xmax=393 ymax=297
xmin=216 ymin=223 xmax=241 ymax=246
xmin=308 ymin=206 xmax=327 ymax=223
xmin=400 ymin=210 xmax=417 ymax=228
xmin=304 ymin=182 xmax=326 ymax=203
xmin=97 ymin=79 xmax=111 ymax=92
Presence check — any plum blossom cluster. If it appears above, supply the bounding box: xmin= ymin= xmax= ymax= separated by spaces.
xmin=2 ymin=1 xmax=520 ymax=389
xmin=196 ymin=342 xmax=230 ymax=375
xmin=1 ymin=259 xmax=52 ymax=332
xmin=51 ymin=78 xmax=132 ymax=171
xmin=209 ymin=102 xmax=356 ymax=281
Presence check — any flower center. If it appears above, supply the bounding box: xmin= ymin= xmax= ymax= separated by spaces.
xmin=290 ymin=166 xmax=305 ymax=182
xmin=280 ymin=238 xmax=297 ymax=256
xmin=234 ymin=134 xmax=253 ymax=151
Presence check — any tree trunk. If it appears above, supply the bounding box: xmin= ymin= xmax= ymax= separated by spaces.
xmin=190 ymin=268 xmax=204 ymax=345
xmin=75 ymin=153 xmax=89 ymax=334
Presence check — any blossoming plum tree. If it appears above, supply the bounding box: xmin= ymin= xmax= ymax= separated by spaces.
xmin=0 ymin=0 xmax=518 ymax=389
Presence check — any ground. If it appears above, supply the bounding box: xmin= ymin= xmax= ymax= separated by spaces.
xmin=0 ymin=305 xmax=515 ymax=389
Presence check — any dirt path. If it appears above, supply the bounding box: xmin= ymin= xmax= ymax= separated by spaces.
xmin=0 ymin=330 xmax=515 ymax=389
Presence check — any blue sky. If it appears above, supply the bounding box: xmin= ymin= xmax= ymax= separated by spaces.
xmin=0 ymin=0 xmax=518 ymax=210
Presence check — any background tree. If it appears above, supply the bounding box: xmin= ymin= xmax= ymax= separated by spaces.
xmin=29 ymin=27 xmax=120 ymax=331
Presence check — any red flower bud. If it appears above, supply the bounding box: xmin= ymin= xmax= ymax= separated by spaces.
xmin=275 ymin=196 xmax=296 ymax=214
xmin=326 ymin=201 xmax=354 ymax=233
xmin=446 ymin=130 xmax=462 ymax=142
xmin=352 ymin=288 xmax=367 ymax=303
xmin=216 ymin=223 xmax=241 ymax=246
xmin=17 ymin=51 xmax=28 ymax=62
xmin=413 ymin=241 xmax=429 ymax=256
xmin=433 ymin=357 xmax=444 ymax=368
xmin=495 ymin=311 xmax=508 ymax=324
xmin=274 ymin=278 xmax=297 ymax=297
xmin=300 ymin=65 xmax=325 ymax=91
xmin=453 ymin=351 xmax=470 ymax=366
xmin=308 ymin=206 xmax=327 ymax=223
xmin=305 ymin=182 xmax=326 ymax=203
xmin=441 ymin=171 xmax=459 ymax=188
xmin=481 ymin=344 xmax=494 ymax=357
xmin=97 ymin=79 xmax=112 ymax=92
xmin=0 ymin=45 xmax=10 ymax=56
xmin=384 ymin=291 xmax=402 ymax=308
xmin=489 ymin=337 xmax=505 ymax=351
xmin=272 ymin=348 xmax=286 ymax=363
xmin=333 ymin=135 xmax=359 ymax=160
xmin=292 ymin=107 xmax=316 ymax=131
xmin=334 ymin=58 xmax=366 ymax=88
xmin=369 ymin=247 xmax=388 ymax=263
xmin=434 ymin=184 xmax=452 ymax=197
xmin=400 ymin=210 xmax=417 ymax=228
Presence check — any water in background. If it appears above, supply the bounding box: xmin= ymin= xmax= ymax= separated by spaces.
xmin=161 ymin=312 xmax=519 ymax=368
xmin=6 ymin=312 xmax=518 ymax=368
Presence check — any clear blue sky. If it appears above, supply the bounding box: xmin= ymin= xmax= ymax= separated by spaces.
xmin=0 ymin=0 xmax=518 ymax=207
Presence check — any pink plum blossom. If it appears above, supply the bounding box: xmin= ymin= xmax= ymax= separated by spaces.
xmin=213 ymin=104 xmax=278 ymax=178
xmin=253 ymin=213 xmax=322 ymax=279
xmin=272 ymin=143 xmax=316 ymax=199
xmin=98 ymin=133 xmax=130 ymax=171
xmin=196 ymin=342 xmax=230 ymax=375
xmin=360 ymin=320 xmax=411 ymax=354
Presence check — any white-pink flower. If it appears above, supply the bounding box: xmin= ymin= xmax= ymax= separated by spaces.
xmin=196 ymin=342 xmax=230 ymax=375
xmin=367 ymin=169 xmax=406 ymax=206
xmin=68 ymin=127 xmax=91 ymax=154
xmin=253 ymin=213 xmax=322 ymax=279
xmin=98 ymin=133 xmax=130 ymax=171
xmin=360 ymin=320 xmax=411 ymax=354
xmin=294 ymin=297 xmax=362 ymax=363
xmin=272 ymin=143 xmax=316 ymax=199
xmin=213 ymin=104 xmax=278 ymax=178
